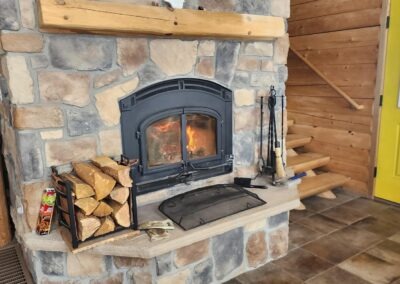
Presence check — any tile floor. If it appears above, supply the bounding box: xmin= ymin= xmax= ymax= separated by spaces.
xmin=226 ymin=189 xmax=400 ymax=284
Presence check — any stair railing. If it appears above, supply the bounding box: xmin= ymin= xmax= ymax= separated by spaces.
xmin=290 ymin=47 xmax=364 ymax=110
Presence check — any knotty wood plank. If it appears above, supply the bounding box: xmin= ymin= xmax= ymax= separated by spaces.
xmin=291 ymin=0 xmax=317 ymax=6
xmin=288 ymin=111 xmax=372 ymax=133
xmin=290 ymin=0 xmax=382 ymax=22
xmin=321 ymin=159 xmax=370 ymax=182
xmin=288 ymin=64 xmax=377 ymax=87
xmin=286 ymin=85 xmax=376 ymax=99
xmin=344 ymin=179 xmax=369 ymax=196
xmin=38 ymin=0 xmax=285 ymax=39
xmin=291 ymin=27 xmax=380 ymax=50
xmin=288 ymin=46 xmax=378 ymax=65
xmin=289 ymin=124 xmax=372 ymax=150
xmin=288 ymin=110 xmax=372 ymax=126
xmin=289 ymin=8 xmax=381 ymax=36
xmin=286 ymin=134 xmax=312 ymax=149
xmin=302 ymin=140 xmax=371 ymax=164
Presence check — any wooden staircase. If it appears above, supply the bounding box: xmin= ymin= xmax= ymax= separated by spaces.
xmin=286 ymin=120 xmax=350 ymax=201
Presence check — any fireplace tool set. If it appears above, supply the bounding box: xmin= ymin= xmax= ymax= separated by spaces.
xmin=258 ymin=86 xmax=286 ymax=185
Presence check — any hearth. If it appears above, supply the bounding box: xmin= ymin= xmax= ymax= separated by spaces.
xmin=120 ymin=78 xmax=233 ymax=194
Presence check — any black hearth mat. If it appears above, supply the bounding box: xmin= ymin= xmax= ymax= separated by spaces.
xmin=159 ymin=184 xmax=266 ymax=230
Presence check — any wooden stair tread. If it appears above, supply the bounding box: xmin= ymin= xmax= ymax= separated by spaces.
xmin=286 ymin=134 xmax=312 ymax=149
xmin=287 ymin=153 xmax=330 ymax=173
xmin=299 ymin=173 xmax=350 ymax=199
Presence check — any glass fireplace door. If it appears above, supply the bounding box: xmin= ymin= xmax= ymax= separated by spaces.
xmin=143 ymin=110 xmax=219 ymax=172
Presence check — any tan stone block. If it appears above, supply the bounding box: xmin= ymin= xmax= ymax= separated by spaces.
xmin=99 ymin=128 xmax=122 ymax=157
xmin=244 ymin=42 xmax=273 ymax=56
xmin=95 ymin=77 xmax=139 ymax=126
xmin=271 ymin=0 xmax=290 ymax=18
xmin=40 ymin=130 xmax=63 ymax=140
xmin=5 ymin=56 xmax=34 ymax=104
xmin=19 ymin=0 xmax=36 ymax=29
xmin=246 ymin=231 xmax=267 ymax=268
xmin=234 ymin=108 xmax=257 ymax=132
xmin=13 ymin=106 xmax=64 ymax=129
xmin=234 ymin=89 xmax=255 ymax=107
xmin=1 ymin=33 xmax=43 ymax=52
xmin=268 ymin=226 xmax=288 ymax=260
xmin=195 ymin=57 xmax=215 ymax=78
xmin=157 ymin=269 xmax=191 ymax=284
xmin=45 ymin=137 xmax=97 ymax=166
xmin=198 ymin=40 xmax=215 ymax=56
xmin=150 ymin=39 xmax=198 ymax=76
xmin=113 ymin=256 xmax=148 ymax=268
xmin=91 ymin=272 xmax=124 ymax=284
xmin=22 ymin=181 xmax=50 ymax=231
xmin=237 ymin=56 xmax=260 ymax=71
xmin=38 ymin=71 xmax=90 ymax=107
xmin=234 ymin=165 xmax=258 ymax=179
xmin=67 ymin=253 xmax=105 ymax=277
xmin=174 ymin=239 xmax=209 ymax=267
xmin=94 ymin=69 xmax=122 ymax=89
xmin=261 ymin=60 xmax=274 ymax=72
xmin=244 ymin=219 xmax=267 ymax=233
xmin=274 ymin=34 xmax=290 ymax=65
xmin=132 ymin=271 xmax=152 ymax=284
xmin=117 ymin=38 xmax=149 ymax=76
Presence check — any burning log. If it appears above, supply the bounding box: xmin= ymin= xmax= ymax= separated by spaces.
xmin=92 ymin=201 xmax=113 ymax=217
xmin=109 ymin=185 xmax=130 ymax=204
xmin=109 ymin=201 xmax=131 ymax=228
xmin=74 ymin=197 xmax=99 ymax=216
xmin=94 ymin=216 xmax=116 ymax=237
xmin=76 ymin=212 xmax=101 ymax=241
xmin=60 ymin=173 xmax=95 ymax=199
xmin=73 ymin=162 xmax=116 ymax=201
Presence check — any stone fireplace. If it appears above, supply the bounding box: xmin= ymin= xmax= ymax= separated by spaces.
xmin=0 ymin=0 xmax=297 ymax=283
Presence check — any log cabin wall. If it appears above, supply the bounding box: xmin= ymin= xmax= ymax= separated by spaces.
xmin=287 ymin=0 xmax=386 ymax=196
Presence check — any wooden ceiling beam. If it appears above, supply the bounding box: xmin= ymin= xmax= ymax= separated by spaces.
xmin=38 ymin=0 xmax=285 ymax=39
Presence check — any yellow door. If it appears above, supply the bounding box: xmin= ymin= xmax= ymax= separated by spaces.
xmin=375 ymin=0 xmax=400 ymax=203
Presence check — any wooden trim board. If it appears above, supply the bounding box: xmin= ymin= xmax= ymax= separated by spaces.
xmin=38 ymin=0 xmax=285 ymax=39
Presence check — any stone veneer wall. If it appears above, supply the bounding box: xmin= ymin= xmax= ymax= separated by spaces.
xmin=25 ymin=212 xmax=289 ymax=283
xmin=0 ymin=0 xmax=290 ymax=239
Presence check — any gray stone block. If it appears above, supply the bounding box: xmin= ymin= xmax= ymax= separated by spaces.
xmin=66 ymin=107 xmax=102 ymax=137
xmin=155 ymin=252 xmax=172 ymax=276
xmin=212 ymin=228 xmax=244 ymax=280
xmin=215 ymin=41 xmax=240 ymax=86
xmin=236 ymin=0 xmax=270 ymax=15
xmin=138 ymin=62 xmax=166 ymax=87
xmin=193 ymin=258 xmax=213 ymax=284
xmin=38 ymin=251 xmax=65 ymax=276
xmin=0 ymin=0 xmax=19 ymax=30
xmin=18 ymin=132 xmax=44 ymax=181
xmin=30 ymin=55 xmax=49 ymax=69
xmin=49 ymin=36 xmax=114 ymax=71
xmin=232 ymin=72 xmax=250 ymax=88
xmin=233 ymin=132 xmax=255 ymax=166
xmin=268 ymin=212 xmax=289 ymax=228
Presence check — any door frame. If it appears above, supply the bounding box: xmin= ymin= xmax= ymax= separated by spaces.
xmin=371 ymin=0 xmax=394 ymax=198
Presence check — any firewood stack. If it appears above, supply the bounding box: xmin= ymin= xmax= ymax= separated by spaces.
xmin=60 ymin=156 xmax=133 ymax=241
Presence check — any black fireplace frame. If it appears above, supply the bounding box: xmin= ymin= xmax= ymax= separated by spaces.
xmin=119 ymin=78 xmax=233 ymax=195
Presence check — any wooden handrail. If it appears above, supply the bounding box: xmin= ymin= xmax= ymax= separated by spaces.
xmin=290 ymin=47 xmax=364 ymax=110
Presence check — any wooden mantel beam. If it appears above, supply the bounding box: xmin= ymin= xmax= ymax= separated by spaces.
xmin=38 ymin=0 xmax=285 ymax=39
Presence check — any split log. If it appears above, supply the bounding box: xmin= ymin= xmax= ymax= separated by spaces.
xmin=109 ymin=185 xmax=130 ymax=204
xmin=92 ymin=201 xmax=113 ymax=217
xmin=60 ymin=173 xmax=95 ymax=199
xmin=73 ymin=162 xmax=116 ymax=201
xmin=109 ymin=201 xmax=131 ymax=228
xmin=94 ymin=216 xmax=116 ymax=237
xmin=76 ymin=212 xmax=101 ymax=241
xmin=102 ymin=164 xmax=132 ymax=187
xmin=74 ymin=197 xmax=99 ymax=216
xmin=92 ymin=156 xmax=117 ymax=168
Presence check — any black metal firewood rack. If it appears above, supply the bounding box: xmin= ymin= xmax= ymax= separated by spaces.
xmin=51 ymin=156 xmax=139 ymax=249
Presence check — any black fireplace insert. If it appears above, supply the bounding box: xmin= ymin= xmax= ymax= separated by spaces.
xmin=119 ymin=79 xmax=233 ymax=194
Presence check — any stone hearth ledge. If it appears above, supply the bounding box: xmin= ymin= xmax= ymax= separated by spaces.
xmin=22 ymin=185 xmax=300 ymax=258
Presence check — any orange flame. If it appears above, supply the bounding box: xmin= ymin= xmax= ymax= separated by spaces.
xmin=186 ymin=125 xmax=197 ymax=153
